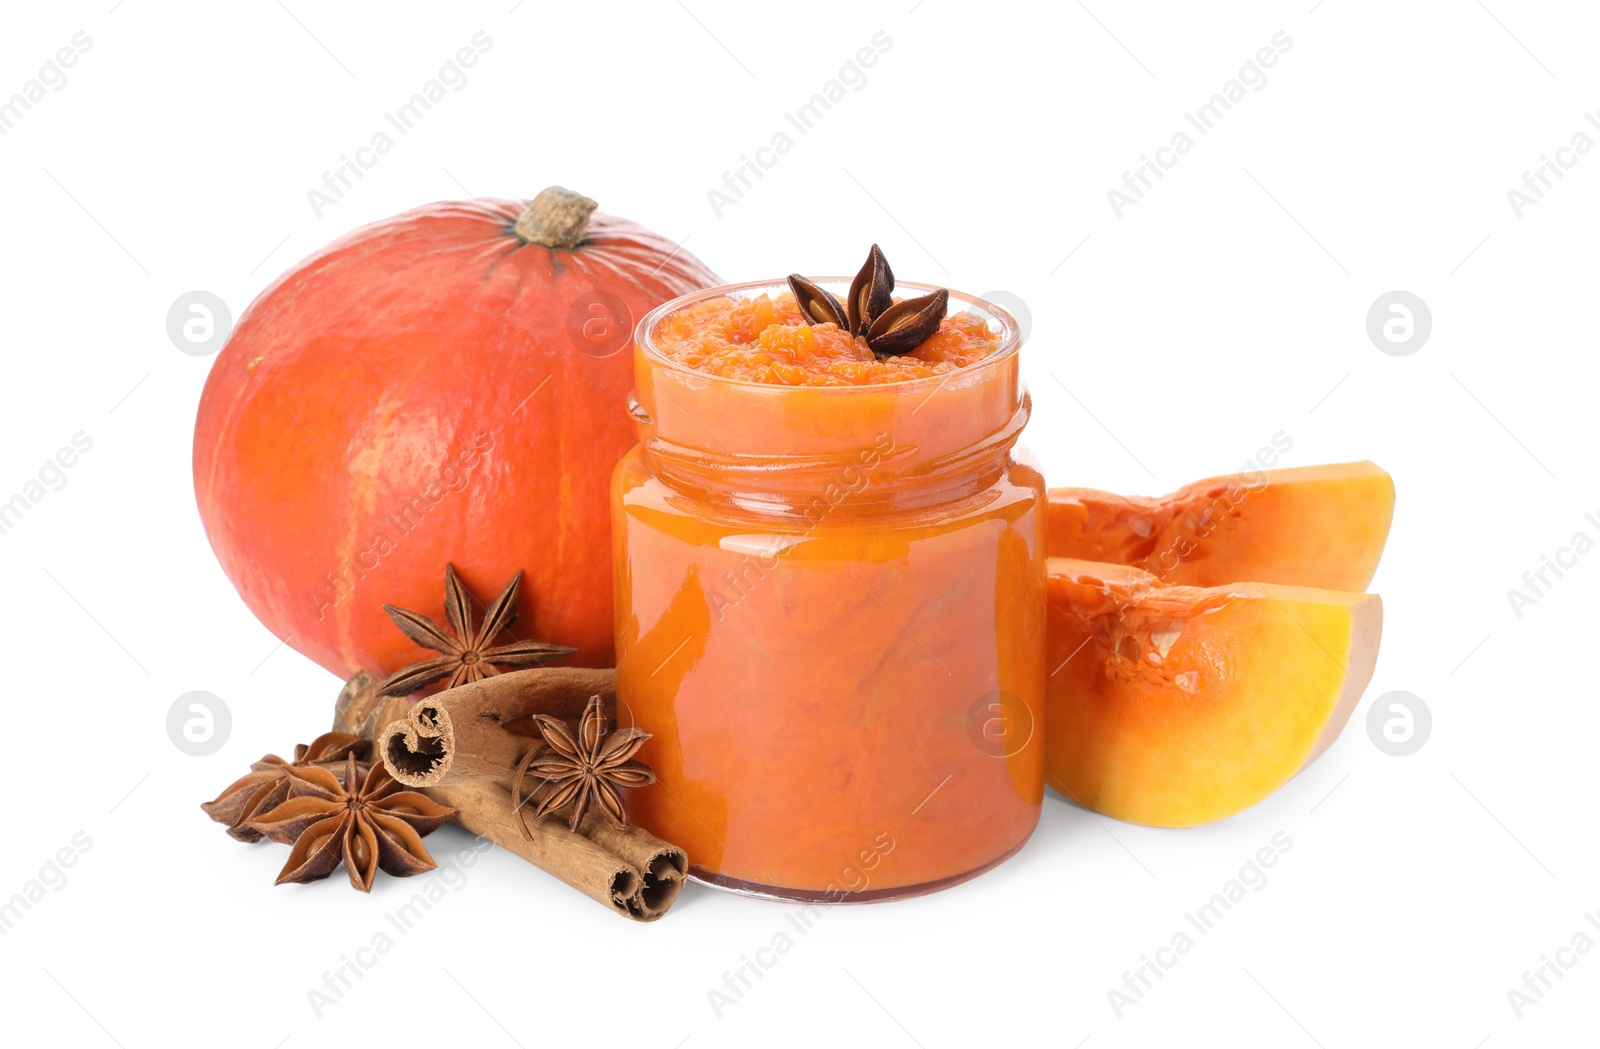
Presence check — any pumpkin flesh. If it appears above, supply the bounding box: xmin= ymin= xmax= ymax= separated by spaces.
xmin=1044 ymin=558 xmax=1381 ymax=827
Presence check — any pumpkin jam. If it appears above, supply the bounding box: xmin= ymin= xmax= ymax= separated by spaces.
xmin=612 ymin=281 xmax=1045 ymax=901
xmin=651 ymin=291 xmax=1001 ymax=385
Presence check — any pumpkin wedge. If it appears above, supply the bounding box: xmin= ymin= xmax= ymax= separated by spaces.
xmin=1044 ymin=558 xmax=1382 ymax=828
xmin=1046 ymin=461 xmax=1395 ymax=591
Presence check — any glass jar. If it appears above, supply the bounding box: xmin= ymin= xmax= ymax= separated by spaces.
xmin=612 ymin=278 xmax=1045 ymax=902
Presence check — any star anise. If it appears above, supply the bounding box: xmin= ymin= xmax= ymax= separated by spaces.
xmin=377 ymin=564 xmax=577 ymax=697
xmin=512 ymin=695 xmax=656 ymax=833
xmin=787 ymin=274 xmax=848 ymax=328
xmin=864 ymin=288 xmax=950 ymax=356
xmin=847 ymin=242 xmax=895 ymax=336
xmin=788 ymin=244 xmax=948 ymax=358
xmin=201 ymin=732 xmax=369 ymax=842
xmin=246 ymin=753 xmax=456 ymax=891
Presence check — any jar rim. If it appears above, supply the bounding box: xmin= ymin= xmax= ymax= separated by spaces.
xmin=633 ymin=276 xmax=1023 ymax=393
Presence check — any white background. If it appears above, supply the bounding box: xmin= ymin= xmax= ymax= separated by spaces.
xmin=2 ymin=1 xmax=1595 ymax=1046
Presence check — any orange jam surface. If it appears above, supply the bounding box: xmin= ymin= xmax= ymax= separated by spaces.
xmin=650 ymin=291 xmax=1002 ymax=386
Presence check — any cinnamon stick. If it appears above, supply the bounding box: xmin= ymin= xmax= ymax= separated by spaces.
xmin=332 ymin=671 xmax=686 ymax=921
xmin=428 ymin=780 xmax=647 ymax=916
xmin=379 ymin=668 xmax=617 ymax=788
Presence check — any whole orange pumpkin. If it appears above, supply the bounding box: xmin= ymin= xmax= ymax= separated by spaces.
xmin=194 ymin=188 xmax=720 ymax=676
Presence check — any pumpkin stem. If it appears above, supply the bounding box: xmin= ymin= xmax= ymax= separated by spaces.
xmin=514 ymin=187 xmax=598 ymax=248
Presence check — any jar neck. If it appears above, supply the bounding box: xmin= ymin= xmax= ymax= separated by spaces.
xmin=629 ymin=343 xmax=1029 ymax=519
xmin=637 ymin=393 xmax=1030 ymax=518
